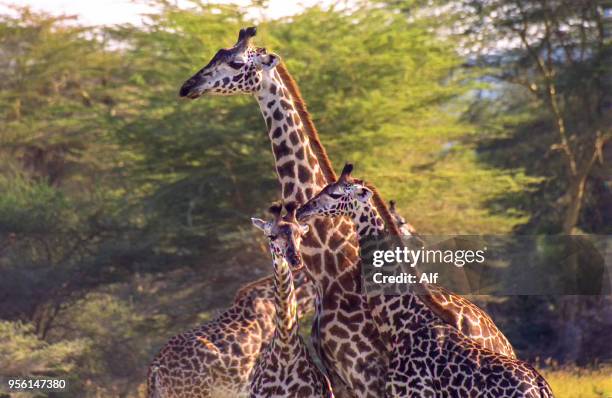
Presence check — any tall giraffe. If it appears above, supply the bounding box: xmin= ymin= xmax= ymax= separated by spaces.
xmin=249 ymin=203 xmax=334 ymax=398
xmin=146 ymin=273 xmax=315 ymax=398
xmin=180 ymin=27 xmax=390 ymax=397
xmin=296 ymin=163 xmax=516 ymax=358
xmin=297 ymin=164 xmax=554 ymax=397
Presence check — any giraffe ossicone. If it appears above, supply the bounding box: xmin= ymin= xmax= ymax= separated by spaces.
xmin=249 ymin=203 xmax=334 ymax=398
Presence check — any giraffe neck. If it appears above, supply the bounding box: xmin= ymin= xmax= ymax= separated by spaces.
xmin=270 ymin=250 xmax=300 ymax=352
xmin=255 ymin=68 xmax=326 ymax=204
xmin=254 ymin=66 xmax=360 ymax=288
xmin=234 ymin=274 xmax=313 ymax=315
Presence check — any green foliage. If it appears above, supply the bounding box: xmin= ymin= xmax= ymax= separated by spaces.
xmin=53 ymin=293 xmax=152 ymax=396
xmin=0 ymin=175 xmax=69 ymax=234
xmin=111 ymin=2 xmax=535 ymax=237
xmin=266 ymin=6 xmax=539 ymax=234
xmin=458 ymin=0 xmax=611 ymax=233
xmin=0 ymin=321 xmax=84 ymax=377
xmin=107 ymin=3 xmax=276 ymax=264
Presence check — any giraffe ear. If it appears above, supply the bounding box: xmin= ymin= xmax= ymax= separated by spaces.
xmin=251 ymin=218 xmax=269 ymax=232
xmin=255 ymin=52 xmax=280 ymax=70
xmin=352 ymin=185 xmax=373 ymax=203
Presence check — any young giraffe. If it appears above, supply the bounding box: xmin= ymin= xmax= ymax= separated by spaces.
xmin=297 ymin=164 xmax=554 ymax=397
xmin=180 ymin=27 xmax=390 ymax=397
xmin=146 ymin=273 xmax=316 ymax=398
xmin=296 ymin=163 xmax=516 ymax=358
xmin=250 ymin=203 xmax=334 ymax=398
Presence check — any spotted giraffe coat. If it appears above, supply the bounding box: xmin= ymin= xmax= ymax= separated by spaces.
xmin=296 ymin=170 xmax=516 ymax=358
xmin=297 ymin=171 xmax=553 ymax=396
xmin=377 ymin=294 xmax=554 ymax=397
xmin=147 ymin=274 xmax=316 ymax=398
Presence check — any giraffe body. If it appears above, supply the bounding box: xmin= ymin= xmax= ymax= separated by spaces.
xmin=146 ymin=275 xmax=315 ymax=398
xmin=297 ymin=165 xmax=554 ymax=396
xmin=249 ymin=204 xmax=334 ymax=398
xmin=380 ymin=294 xmax=553 ymax=397
xmin=296 ymin=164 xmax=516 ymax=358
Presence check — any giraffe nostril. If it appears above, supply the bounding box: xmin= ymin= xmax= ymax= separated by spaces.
xmin=296 ymin=206 xmax=309 ymax=221
xmin=179 ymin=81 xmax=195 ymax=97
xmin=288 ymin=252 xmax=301 ymax=266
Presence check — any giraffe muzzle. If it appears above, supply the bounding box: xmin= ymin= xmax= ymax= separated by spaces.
xmin=288 ymin=253 xmax=302 ymax=268
xmin=179 ymin=77 xmax=204 ymax=99
xmin=295 ymin=205 xmax=313 ymax=221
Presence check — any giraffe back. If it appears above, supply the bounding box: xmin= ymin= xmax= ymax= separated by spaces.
xmin=146 ymin=275 xmax=316 ymax=398
xmin=376 ymin=294 xmax=553 ymax=397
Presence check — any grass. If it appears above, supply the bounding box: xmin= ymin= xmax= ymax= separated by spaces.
xmin=539 ymin=366 xmax=612 ymax=398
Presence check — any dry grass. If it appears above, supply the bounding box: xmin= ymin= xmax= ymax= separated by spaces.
xmin=538 ymin=366 xmax=612 ymax=398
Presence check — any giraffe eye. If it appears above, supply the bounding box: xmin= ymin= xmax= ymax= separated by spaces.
xmin=328 ymin=193 xmax=342 ymax=200
xmin=268 ymin=234 xmax=278 ymax=240
xmin=228 ymin=60 xmax=244 ymax=69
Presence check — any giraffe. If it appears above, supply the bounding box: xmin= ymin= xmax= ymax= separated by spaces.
xmin=146 ymin=272 xmax=316 ymax=398
xmin=378 ymin=305 xmax=554 ymax=397
xmin=180 ymin=27 xmax=390 ymax=397
xmin=388 ymin=200 xmax=417 ymax=237
xmin=249 ymin=203 xmax=334 ymax=398
xmin=297 ymin=164 xmax=554 ymax=397
xmin=296 ymin=163 xmax=516 ymax=358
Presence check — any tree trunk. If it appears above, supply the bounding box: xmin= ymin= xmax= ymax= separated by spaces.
xmin=562 ymin=174 xmax=588 ymax=234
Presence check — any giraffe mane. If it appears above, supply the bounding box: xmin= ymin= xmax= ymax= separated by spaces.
xmin=233 ymin=274 xmax=275 ymax=302
xmin=276 ymin=62 xmax=337 ymax=182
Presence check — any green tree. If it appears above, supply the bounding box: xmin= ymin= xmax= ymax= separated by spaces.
xmin=459 ymin=0 xmax=611 ymax=234
xmin=0 ymin=6 xmax=159 ymax=350
xmin=115 ymin=1 xmax=536 ymax=238
xmin=449 ymin=0 xmax=612 ymax=365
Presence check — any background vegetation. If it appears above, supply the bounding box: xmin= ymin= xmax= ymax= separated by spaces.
xmin=0 ymin=0 xmax=610 ymax=396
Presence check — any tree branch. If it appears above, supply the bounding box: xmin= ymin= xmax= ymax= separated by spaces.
xmin=514 ymin=0 xmax=577 ymax=175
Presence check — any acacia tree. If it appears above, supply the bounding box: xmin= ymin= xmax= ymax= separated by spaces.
xmin=450 ymin=0 xmax=612 ymax=364
xmin=462 ymin=0 xmax=610 ymax=233
xmin=0 ymin=7 xmax=157 ymax=340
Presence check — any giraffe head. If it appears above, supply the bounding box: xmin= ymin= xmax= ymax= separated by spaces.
xmin=179 ymin=27 xmax=280 ymax=98
xmin=389 ymin=200 xmax=406 ymax=227
xmin=252 ymin=203 xmax=310 ymax=269
xmin=296 ymin=163 xmax=373 ymax=221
